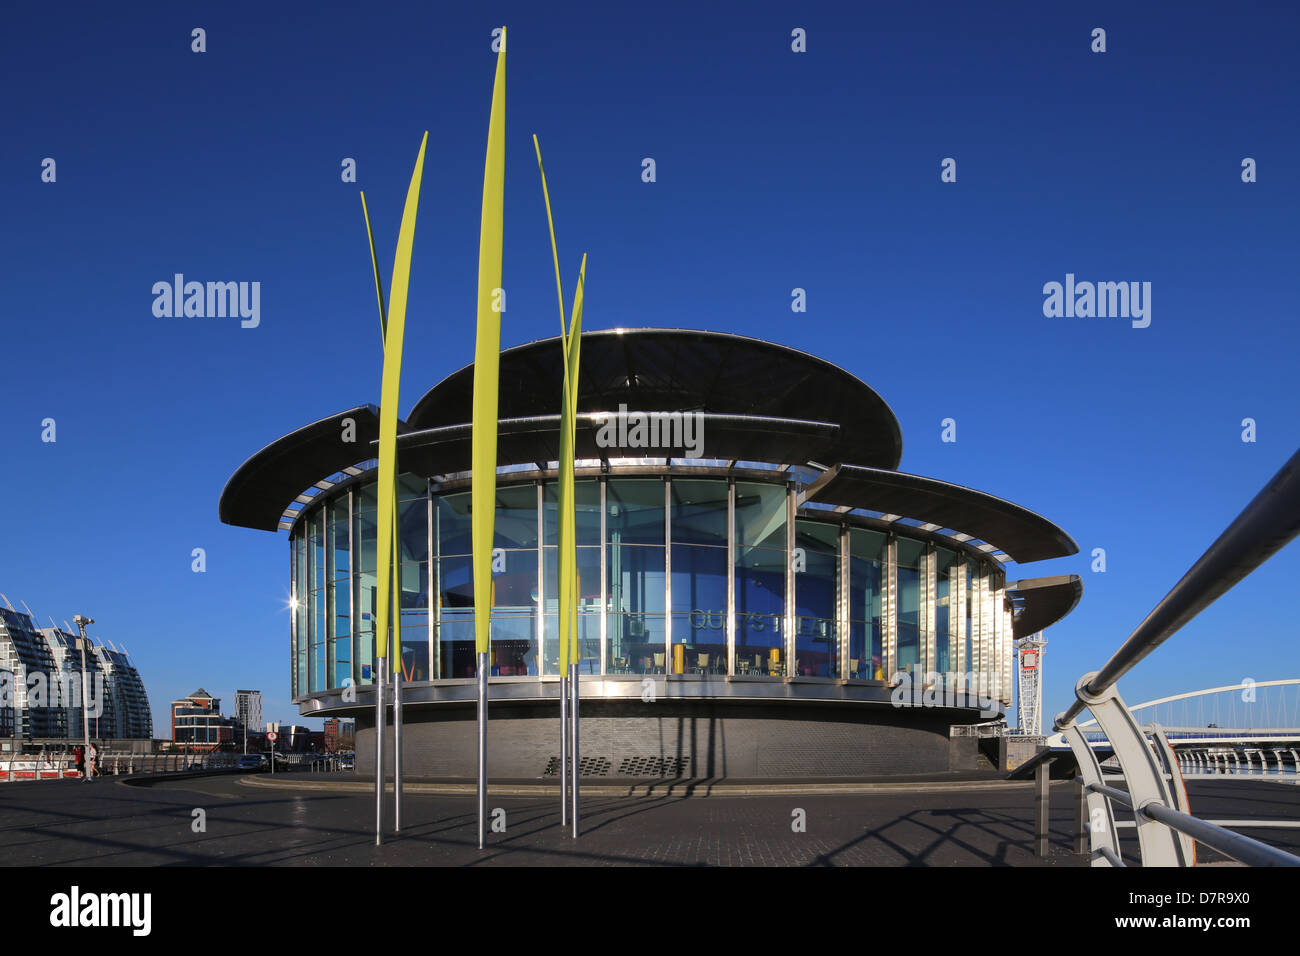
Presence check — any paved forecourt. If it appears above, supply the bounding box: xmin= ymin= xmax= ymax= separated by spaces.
xmin=0 ymin=771 xmax=1091 ymax=867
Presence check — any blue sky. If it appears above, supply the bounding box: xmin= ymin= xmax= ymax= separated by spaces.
xmin=2 ymin=2 xmax=1297 ymax=735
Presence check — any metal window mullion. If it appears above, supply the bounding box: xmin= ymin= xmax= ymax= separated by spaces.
xmin=427 ymin=480 xmax=434 ymax=681
xmin=537 ymin=481 xmax=545 ymax=676
xmin=838 ymin=523 xmax=849 ymax=680
xmin=784 ymin=485 xmax=795 ymax=675
xmin=663 ymin=478 xmax=672 ymax=670
xmin=980 ymin=564 xmax=994 ymax=702
xmin=327 ymin=500 xmax=337 ymax=689
xmin=726 ymin=478 xmax=736 ymax=676
xmin=600 ymin=477 xmax=607 ymax=676
xmin=433 ymin=484 xmax=442 ymax=680
xmin=290 ymin=531 xmax=298 ymax=699
xmin=885 ymin=534 xmax=897 ymax=680
xmin=348 ymin=487 xmax=357 ymax=688
xmin=999 ymin=571 xmax=1011 ymax=705
xmin=953 ymin=555 xmax=966 ymax=680
xmin=923 ymin=542 xmax=935 ymax=679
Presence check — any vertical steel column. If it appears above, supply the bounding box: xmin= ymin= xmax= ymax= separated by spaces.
xmin=979 ymin=566 xmax=994 ymax=706
xmin=348 ymin=489 xmax=357 ymax=689
xmin=923 ymin=542 xmax=936 ymax=681
xmin=726 ymin=479 xmax=736 ymax=676
xmin=663 ymin=479 xmax=672 ymax=671
xmin=290 ymin=529 xmax=298 ymax=700
xmin=326 ymin=502 xmax=335 ymax=694
xmin=599 ymin=478 xmax=608 ymax=676
xmin=784 ymin=485 xmax=795 ymax=675
xmin=477 ymin=650 xmax=488 ymax=849
xmin=953 ymin=555 xmax=965 ymax=681
xmin=1000 ymin=573 xmax=1013 ymax=706
xmin=374 ymin=655 xmax=386 ymax=846
xmin=431 ymin=481 xmax=441 ymax=686
xmin=560 ymin=670 xmax=568 ymax=826
xmin=393 ymin=667 xmax=402 ymax=832
xmin=885 ymin=535 xmax=898 ymax=680
xmin=570 ymin=661 xmax=580 ymax=837
xmin=536 ymin=482 xmax=545 ymax=674
xmin=838 ymin=524 xmax=850 ymax=680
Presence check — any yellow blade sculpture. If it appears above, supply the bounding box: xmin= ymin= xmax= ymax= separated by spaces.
xmin=374 ymin=133 xmax=429 ymax=672
xmin=561 ymin=261 xmax=586 ymax=669
xmin=472 ymin=28 xmax=507 ymax=657
xmin=533 ymin=136 xmax=587 ymax=674
xmin=360 ymin=190 xmax=409 ymax=676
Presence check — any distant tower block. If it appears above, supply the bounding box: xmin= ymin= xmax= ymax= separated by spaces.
xmin=1015 ymin=633 xmax=1047 ymax=737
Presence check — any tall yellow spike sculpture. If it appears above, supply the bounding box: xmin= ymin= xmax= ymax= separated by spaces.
xmin=535 ymin=134 xmax=587 ymax=836
xmin=365 ymin=131 xmax=428 ymax=847
xmin=361 ymin=185 xmax=418 ymax=843
xmin=472 ymin=26 xmax=507 ymax=850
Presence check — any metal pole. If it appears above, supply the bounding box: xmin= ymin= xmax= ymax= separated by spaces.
xmin=74 ymin=626 xmax=91 ymax=763
xmin=559 ymin=673 xmax=568 ymax=827
xmin=394 ymin=667 xmax=403 ymax=833
xmin=477 ymin=650 xmax=488 ymax=849
xmin=570 ymin=661 xmax=580 ymax=838
xmin=375 ymin=657 xmax=386 ymax=846
xmin=1035 ymin=757 xmax=1050 ymax=858
xmin=1059 ymin=448 xmax=1300 ymax=729
xmin=1074 ymin=776 xmax=1088 ymax=856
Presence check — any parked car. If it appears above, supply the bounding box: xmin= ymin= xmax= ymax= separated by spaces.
xmin=235 ymin=754 xmax=263 ymax=772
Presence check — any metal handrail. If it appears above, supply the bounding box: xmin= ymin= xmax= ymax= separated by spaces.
xmin=1057 ymin=448 xmax=1300 ymax=867
xmin=1085 ymin=782 xmax=1299 ymax=866
xmin=1059 ymin=448 xmax=1300 ymax=730
xmin=1140 ymin=802 xmax=1300 ymax=867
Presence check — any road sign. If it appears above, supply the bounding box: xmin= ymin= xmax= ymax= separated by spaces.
xmin=267 ymin=732 xmax=278 ymax=742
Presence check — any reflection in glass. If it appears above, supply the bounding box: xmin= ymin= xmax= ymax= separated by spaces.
xmin=735 ymin=482 xmax=787 ymax=675
xmin=849 ymin=529 xmax=884 ymax=679
xmin=671 ymin=480 xmax=728 ymax=674
xmin=896 ymin=538 xmax=924 ymax=674
xmin=935 ymin=547 xmax=956 ymax=675
xmin=606 ymin=479 xmax=665 ymax=674
xmin=794 ymin=520 xmax=839 ymax=677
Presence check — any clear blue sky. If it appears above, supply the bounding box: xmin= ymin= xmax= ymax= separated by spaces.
xmin=2 ymin=2 xmax=1297 ymax=735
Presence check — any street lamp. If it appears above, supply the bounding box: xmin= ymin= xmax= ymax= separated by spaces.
xmin=72 ymin=615 xmax=93 ymax=767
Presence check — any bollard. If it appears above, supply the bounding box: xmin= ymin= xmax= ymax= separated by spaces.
xmin=1074 ymin=776 xmax=1088 ymax=856
xmin=1035 ymin=757 xmax=1051 ymax=858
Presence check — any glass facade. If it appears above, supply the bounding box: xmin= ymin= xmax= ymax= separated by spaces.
xmin=290 ymin=473 xmax=1011 ymax=702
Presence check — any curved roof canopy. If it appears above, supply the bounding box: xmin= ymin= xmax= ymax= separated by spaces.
xmin=219 ymin=405 xmax=391 ymax=533
xmin=393 ymin=411 xmax=841 ymax=477
xmin=408 ymin=328 xmax=903 ymax=469
xmin=1007 ymin=575 xmax=1084 ymax=639
xmin=801 ymin=464 xmax=1078 ymax=564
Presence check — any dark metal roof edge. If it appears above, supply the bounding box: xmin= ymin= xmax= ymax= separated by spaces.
xmin=406 ymin=328 xmax=903 ymax=465
xmin=219 ymin=404 xmax=388 ymax=529
xmin=803 ymin=463 xmax=1079 ymax=563
xmin=1007 ymin=574 xmax=1084 ymax=637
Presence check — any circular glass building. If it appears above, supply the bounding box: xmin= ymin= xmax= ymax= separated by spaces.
xmin=220 ymin=329 xmax=1081 ymax=778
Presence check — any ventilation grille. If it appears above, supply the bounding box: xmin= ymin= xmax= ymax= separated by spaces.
xmin=543 ymin=755 xmax=613 ymax=777
xmin=616 ymin=755 xmax=692 ymax=777
xmin=542 ymin=755 xmax=692 ymax=777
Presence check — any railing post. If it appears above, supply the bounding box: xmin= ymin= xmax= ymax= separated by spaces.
xmin=1035 ymin=756 xmax=1051 ymax=858
xmin=1146 ymin=724 xmax=1196 ymax=864
xmin=1068 ymin=674 xmax=1190 ymax=867
xmin=1061 ymin=723 xmax=1121 ymax=866
xmin=1074 ymin=776 xmax=1089 ymax=856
